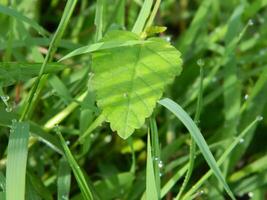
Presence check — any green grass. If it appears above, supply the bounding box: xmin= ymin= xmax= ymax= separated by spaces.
xmin=1 ymin=0 xmax=267 ymax=199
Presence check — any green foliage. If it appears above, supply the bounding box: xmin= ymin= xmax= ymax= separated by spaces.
xmin=92 ymin=30 xmax=182 ymax=139
xmin=1 ymin=0 xmax=267 ymax=199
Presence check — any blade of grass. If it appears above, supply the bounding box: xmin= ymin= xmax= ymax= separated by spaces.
xmin=145 ymin=129 xmax=159 ymax=200
xmin=95 ymin=0 xmax=104 ymax=41
xmin=0 ymin=4 xmax=49 ymax=36
xmin=20 ymin=0 xmax=78 ymax=121
xmin=149 ymin=117 xmax=161 ymax=197
xmin=182 ymin=116 xmax=262 ymax=200
xmin=132 ymin=0 xmax=153 ymax=34
xmin=59 ymin=40 xmax=151 ymax=61
xmin=56 ymin=129 xmax=95 ymax=200
xmin=158 ymin=98 xmax=236 ymax=200
xmin=57 ymin=158 xmax=71 ymax=200
xmin=6 ymin=120 xmax=30 ymax=200
xmin=175 ymin=65 xmax=204 ymax=200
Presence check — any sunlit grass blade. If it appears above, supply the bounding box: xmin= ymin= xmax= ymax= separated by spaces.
xmin=59 ymin=39 xmax=151 ymax=61
xmin=6 ymin=120 xmax=30 ymax=200
xmin=229 ymin=154 xmax=267 ymax=182
xmin=56 ymin=129 xmax=95 ymax=200
xmin=0 ymin=5 xmax=49 ymax=36
xmin=132 ymin=0 xmax=153 ymax=34
xmin=95 ymin=0 xmax=104 ymax=41
xmin=145 ymin=130 xmax=159 ymax=200
xmin=57 ymin=158 xmax=71 ymax=200
xmin=158 ymin=98 xmax=236 ymax=200
xmin=149 ymin=117 xmax=161 ymax=197
xmin=182 ymin=116 xmax=261 ymax=199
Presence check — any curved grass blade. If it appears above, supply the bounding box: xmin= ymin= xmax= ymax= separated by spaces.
xmin=182 ymin=117 xmax=261 ymax=199
xmin=6 ymin=120 xmax=30 ymax=200
xmin=158 ymin=98 xmax=236 ymax=200
xmin=0 ymin=5 xmax=49 ymax=36
xmin=59 ymin=39 xmax=152 ymax=61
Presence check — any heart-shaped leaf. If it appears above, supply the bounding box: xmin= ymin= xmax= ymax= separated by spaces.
xmin=92 ymin=31 xmax=182 ymax=139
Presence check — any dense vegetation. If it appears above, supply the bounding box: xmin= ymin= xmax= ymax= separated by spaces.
xmin=0 ymin=0 xmax=267 ymax=199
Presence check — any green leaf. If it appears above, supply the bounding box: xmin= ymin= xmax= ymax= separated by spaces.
xmin=92 ymin=30 xmax=182 ymax=139
xmin=158 ymin=98 xmax=236 ymax=200
xmin=0 ymin=62 xmax=65 ymax=87
xmin=6 ymin=120 xmax=30 ymax=200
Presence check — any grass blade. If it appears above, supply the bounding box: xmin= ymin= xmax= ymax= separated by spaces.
xmin=146 ymin=130 xmax=159 ymax=200
xmin=0 ymin=5 xmax=49 ymax=36
xmin=6 ymin=120 xmax=30 ymax=200
xmin=56 ymin=129 xmax=95 ymax=200
xmin=132 ymin=0 xmax=153 ymax=34
xmin=158 ymin=98 xmax=236 ymax=200
xmin=182 ymin=116 xmax=261 ymax=199
xmin=57 ymin=158 xmax=71 ymax=200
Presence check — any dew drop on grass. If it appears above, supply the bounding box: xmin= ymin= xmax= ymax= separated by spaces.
xmin=197 ymin=59 xmax=205 ymax=67
xmin=159 ymin=172 xmax=163 ymax=177
xmin=154 ymin=157 xmax=159 ymax=161
xmin=61 ymin=195 xmax=68 ymax=200
xmin=66 ymin=141 xmax=70 ymax=146
xmin=248 ymin=192 xmax=254 ymax=198
xmin=5 ymin=106 xmax=12 ymax=112
xmin=256 ymin=116 xmax=263 ymax=121
xmin=239 ymin=138 xmax=244 ymax=144
xmin=165 ymin=36 xmax=171 ymax=42
xmin=158 ymin=160 xmax=164 ymax=168
xmin=1 ymin=95 xmax=9 ymax=102
xmin=104 ymin=135 xmax=112 ymax=143
xmin=248 ymin=19 xmax=254 ymax=26
xmin=244 ymin=94 xmax=249 ymax=100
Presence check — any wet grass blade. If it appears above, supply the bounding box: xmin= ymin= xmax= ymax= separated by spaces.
xmin=56 ymin=129 xmax=95 ymax=200
xmin=145 ymin=130 xmax=159 ymax=200
xmin=182 ymin=116 xmax=261 ymax=199
xmin=57 ymin=158 xmax=71 ymax=200
xmin=158 ymin=98 xmax=236 ymax=200
xmin=6 ymin=121 xmax=30 ymax=200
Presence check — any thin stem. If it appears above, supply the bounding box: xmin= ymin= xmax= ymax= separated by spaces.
xmin=175 ymin=65 xmax=204 ymax=200
xmin=20 ymin=0 xmax=78 ymax=121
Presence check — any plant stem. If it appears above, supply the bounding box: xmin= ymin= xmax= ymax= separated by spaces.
xmin=20 ymin=0 xmax=78 ymax=121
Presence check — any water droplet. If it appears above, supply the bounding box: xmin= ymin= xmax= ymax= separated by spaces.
xmin=159 ymin=172 xmax=163 ymax=177
xmin=212 ymin=77 xmax=217 ymax=82
xmin=165 ymin=36 xmax=171 ymax=42
xmin=197 ymin=59 xmax=205 ymax=67
xmin=244 ymin=94 xmax=249 ymax=100
xmin=61 ymin=195 xmax=68 ymax=200
xmin=123 ymin=93 xmax=128 ymax=98
xmin=1 ymin=95 xmax=9 ymax=102
xmin=66 ymin=141 xmax=70 ymax=145
xmin=239 ymin=138 xmax=244 ymax=144
xmin=90 ymin=134 xmax=95 ymax=139
xmin=158 ymin=160 xmax=164 ymax=168
xmin=248 ymin=192 xmax=254 ymax=198
xmin=248 ymin=19 xmax=254 ymax=26
xmin=256 ymin=116 xmax=263 ymax=121
xmin=154 ymin=157 xmax=159 ymax=161
xmin=104 ymin=135 xmax=112 ymax=143
xmin=199 ymin=190 xmax=204 ymax=194
xmin=5 ymin=106 xmax=12 ymax=112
